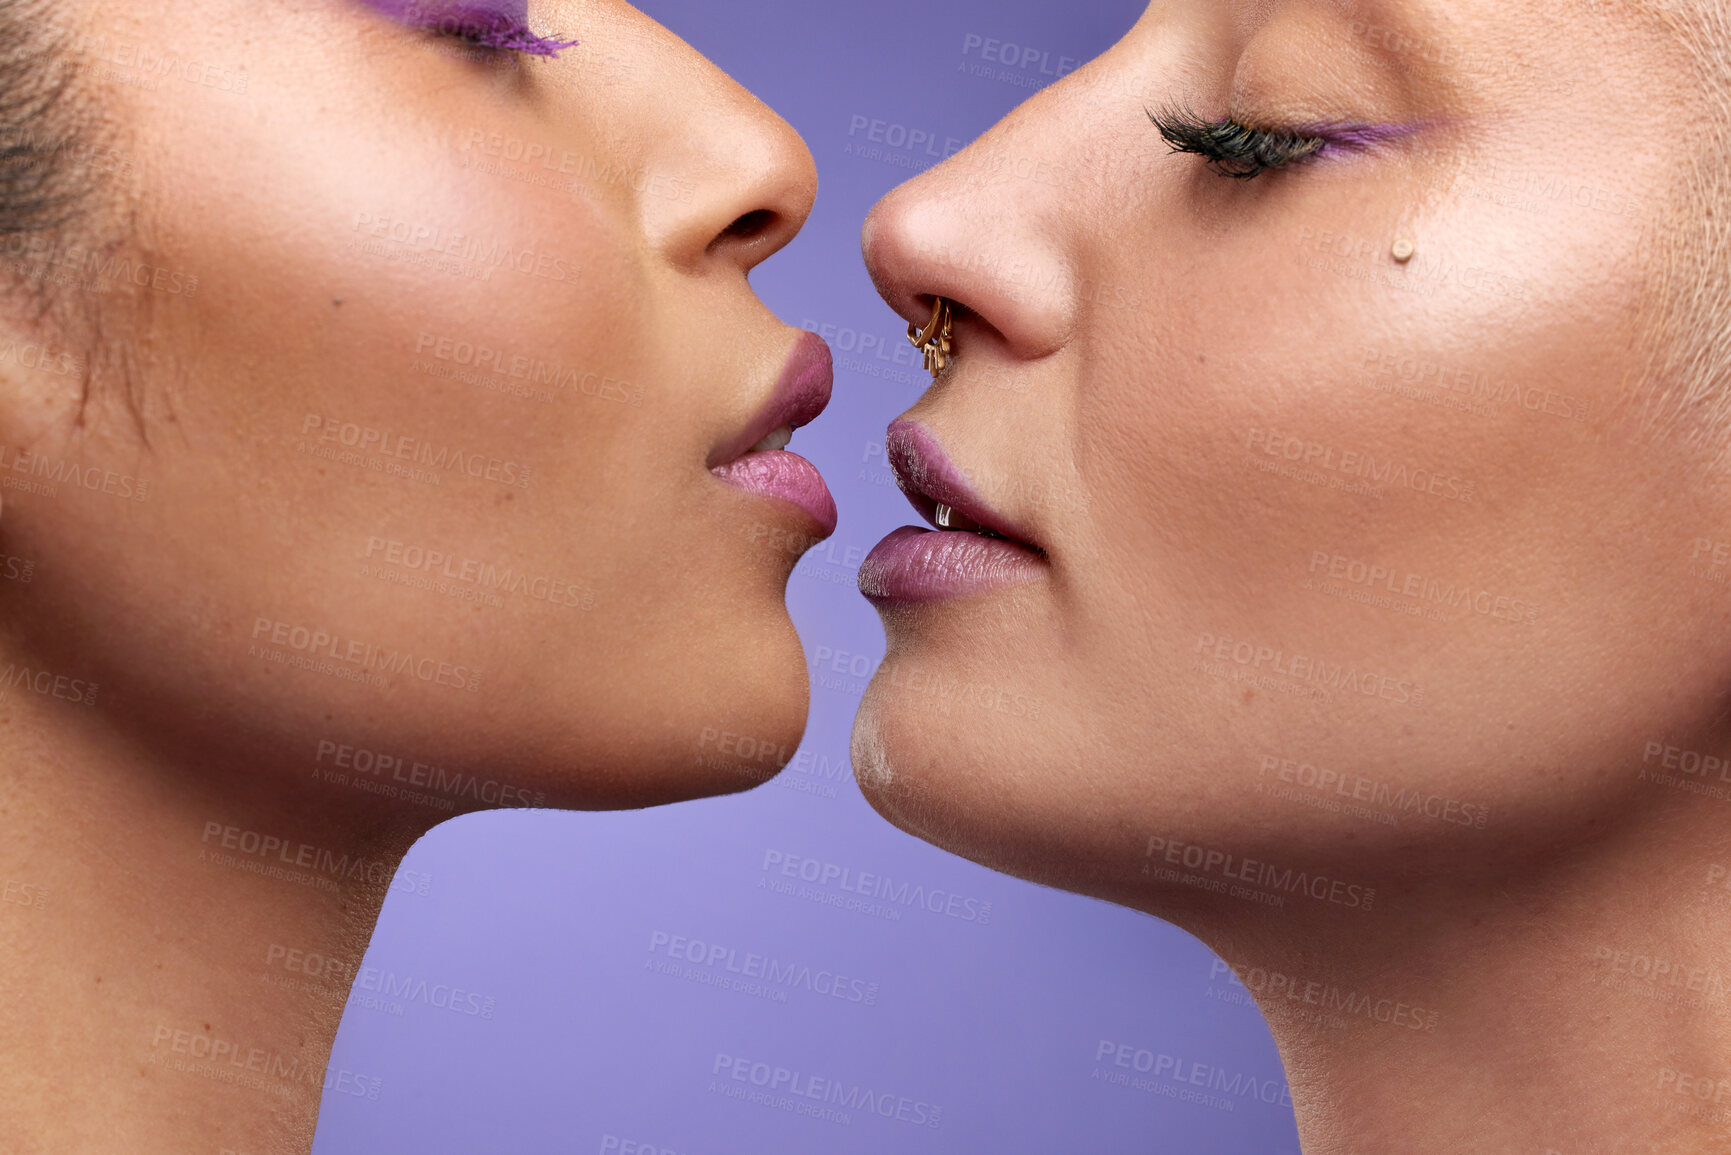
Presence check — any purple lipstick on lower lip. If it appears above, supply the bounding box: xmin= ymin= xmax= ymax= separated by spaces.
xmin=858 ymin=421 xmax=1046 ymax=604
xmin=859 ymin=526 xmax=1041 ymax=603
xmin=713 ymin=451 xmax=837 ymax=538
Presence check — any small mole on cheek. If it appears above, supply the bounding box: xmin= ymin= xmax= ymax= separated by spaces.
xmin=332 ymin=298 xmax=344 ymax=307
xmin=496 ymin=491 xmax=514 ymax=505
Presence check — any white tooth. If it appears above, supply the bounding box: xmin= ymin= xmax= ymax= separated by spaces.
xmin=752 ymin=425 xmax=793 ymax=453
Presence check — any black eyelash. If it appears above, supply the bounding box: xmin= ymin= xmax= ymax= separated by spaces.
xmin=1147 ymin=105 xmax=1326 ymax=180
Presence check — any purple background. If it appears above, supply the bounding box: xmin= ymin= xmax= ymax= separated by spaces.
xmin=312 ymin=2 xmax=1301 ymax=1151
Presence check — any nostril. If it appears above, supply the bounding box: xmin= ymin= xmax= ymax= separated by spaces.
xmin=720 ymin=208 xmax=777 ymax=242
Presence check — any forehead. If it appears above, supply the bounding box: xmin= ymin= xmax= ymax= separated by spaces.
xmin=1214 ymin=0 xmax=1695 ymax=100
xmin=1221 ymin=0 xmax=1684 ymax=49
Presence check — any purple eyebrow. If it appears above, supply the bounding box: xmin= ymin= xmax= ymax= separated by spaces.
xmin=358 ymin=0 xmax=580 ymax=57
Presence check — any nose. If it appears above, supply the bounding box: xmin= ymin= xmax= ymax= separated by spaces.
xmin=860 ymin=95 xmax=1078 ymax=364
xmin=612 ymin=12 xmax=818 ymax=279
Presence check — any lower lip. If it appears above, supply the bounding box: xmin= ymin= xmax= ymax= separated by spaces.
xmin=858 ymin=526 xmax=1044 ymax=604
xmin=713 ymin=450 xmax=838 ymax=538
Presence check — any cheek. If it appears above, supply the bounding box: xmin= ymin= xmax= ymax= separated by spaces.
xmin=1056 ymin=191 xmax=1677 ymax=824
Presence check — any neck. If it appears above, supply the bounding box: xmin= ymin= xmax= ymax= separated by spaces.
xmin=0 ymin=686 xmax=433 ymax=1155
xmin=1177 ymin=810 xmax=1731 ymax=1154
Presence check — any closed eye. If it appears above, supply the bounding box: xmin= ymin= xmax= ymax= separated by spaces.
xmin=1147 ymin=105 xmax=1326 ymax=180
xmin=398 ymin=3 xmax=579 ymax=60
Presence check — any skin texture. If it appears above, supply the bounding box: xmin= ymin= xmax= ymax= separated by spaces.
xmin=856 ymin=0 xmax=1731 ymax=1151
xmin=0 ymin=0 xmax=823 ymax=1150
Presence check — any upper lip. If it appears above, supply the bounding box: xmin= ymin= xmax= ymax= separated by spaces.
xmin=886 ymin=420 xmax=1043 ymax=551
xmin=710 ymin=331 xmax=834 ymax=468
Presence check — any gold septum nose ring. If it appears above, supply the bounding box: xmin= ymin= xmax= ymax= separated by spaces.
xmin=907 ymin=296 xmax=955 ymax=380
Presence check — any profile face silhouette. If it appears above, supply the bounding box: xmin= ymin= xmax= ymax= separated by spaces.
xmin=850 ymin=0 xmax=1731 ymax=1148
xmin=0 ymin=2 xmax=835 ymax=1150
xmin=853 ymin=0 xmax=1714 ymax=905
xmin=0 ymin=0 xmax=831 ymax=816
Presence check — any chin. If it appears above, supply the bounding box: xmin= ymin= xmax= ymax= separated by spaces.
xmin=677 ymin=604 xmax=815 ymax=803
xmin=849 ymin=653 xmax=1119 ymax=902
xmin=590 ymin=584 xmax=816 ymax=810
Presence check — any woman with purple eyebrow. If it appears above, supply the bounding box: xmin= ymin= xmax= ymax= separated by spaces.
xmin=0 ymin=0 xmax=840 ymax=1149
xmin=854 ymin=0 xmax=1731 ymax=1151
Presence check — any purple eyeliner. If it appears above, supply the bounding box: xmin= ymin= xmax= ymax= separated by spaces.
xmin=357 ymin=0 xmax=579 ymax=57
xmin=1298 ymin=122 xmax=1422 ymax=152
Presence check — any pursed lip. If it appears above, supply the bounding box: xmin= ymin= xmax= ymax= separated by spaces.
xmin=885 ymin=419 xmax=1043 ymax=553
xmin=709 ymin=331 xmax=833 ymax=469
xmin=709 ymin=331 xmax=837 ymax=539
